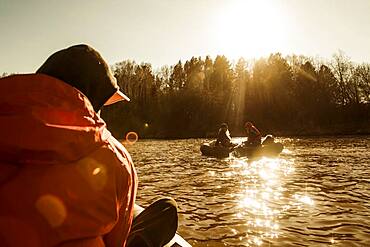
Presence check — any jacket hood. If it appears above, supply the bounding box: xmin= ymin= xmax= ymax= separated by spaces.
xmin=0 ymin=74 xmax=111 ymax=165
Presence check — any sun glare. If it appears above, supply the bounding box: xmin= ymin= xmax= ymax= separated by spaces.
xmin=212 ymin=0 xmax=287 ymax=59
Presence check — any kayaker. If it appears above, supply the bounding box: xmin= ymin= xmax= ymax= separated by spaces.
xmin=0 ymin=44 xmax=177 ymax=247
xmin=244 ymin=121 xmax=262 ymax=146
xmin=216 ymin=123 xmax=235 ymax=147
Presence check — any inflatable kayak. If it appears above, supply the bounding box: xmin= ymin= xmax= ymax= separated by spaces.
xmin=200 ymin=137 xmax=284 ymax=159
xmin=200 ymin=140 xmax=234 ymax=158
xmin=134 ymin=204 xmax=192 ymax=247
xmin=233 ymin=142 xmax=284 ymax=158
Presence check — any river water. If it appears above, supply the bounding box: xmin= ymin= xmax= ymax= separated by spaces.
xmin=125 ymin=136 xmax=370 ymax=247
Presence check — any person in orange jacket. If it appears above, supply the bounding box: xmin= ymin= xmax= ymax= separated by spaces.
xmin=0 ymin=44 xmax=177 ymax=247
xmin=244 ymin=121 xmax=262 ymax=146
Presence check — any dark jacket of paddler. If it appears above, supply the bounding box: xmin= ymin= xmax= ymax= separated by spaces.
xmin=0 ymin=74 xmax=138 ymax=247
xmin=216 ymin=128 xmax=232 ymax=147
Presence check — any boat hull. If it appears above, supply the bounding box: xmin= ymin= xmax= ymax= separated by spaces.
xmin=233 ymin=142 xmax=283 ymax=158
xmin=200 ymin=142 xmax=232 ymax=158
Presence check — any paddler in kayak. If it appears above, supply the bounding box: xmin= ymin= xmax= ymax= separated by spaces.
xmin=0 ymin=44 xmax=177 ymax=247
xmin=243 ymin=121 xmax=262 ymax=147
xmin=215 ymin=123 xmax=236 ymax=148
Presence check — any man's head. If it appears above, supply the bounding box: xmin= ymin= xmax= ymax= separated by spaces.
xmin=220 ymin=123 xmax=228 ymax=130
xmin=36 ymin=44 xmax=129 ymax=112
xmin=244 ymin=122 xmax=253 ymax=128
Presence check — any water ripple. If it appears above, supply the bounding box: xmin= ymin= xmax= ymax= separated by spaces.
xmin=126 ymin=136 xmax=370 ymax=246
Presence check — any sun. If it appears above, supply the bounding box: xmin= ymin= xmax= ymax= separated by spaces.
xmin=211 ymin=0 xmax=287 ymax=59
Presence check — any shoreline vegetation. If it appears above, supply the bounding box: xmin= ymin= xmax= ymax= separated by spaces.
xmin=3 ymin=51 xmax=370 ymax=139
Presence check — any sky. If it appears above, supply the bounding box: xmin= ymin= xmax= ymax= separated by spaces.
xmin=1 ymin=0 xmax=370 ymax=73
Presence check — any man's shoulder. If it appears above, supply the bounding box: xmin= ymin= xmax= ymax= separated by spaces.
xmin=104 ymin=136 xmax=134 ymax=165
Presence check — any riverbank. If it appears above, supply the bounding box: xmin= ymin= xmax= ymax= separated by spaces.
xmin=266 ymin=121 xmax=370 ymax=137
xmin=124 ymin=121 xmax=370 ymax=140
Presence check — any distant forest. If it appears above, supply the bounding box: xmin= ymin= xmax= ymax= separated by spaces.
xmin=3 ymin=52 xmax=370 ymax=138
xmin=101 ymin=52 xmax=370 ymax=139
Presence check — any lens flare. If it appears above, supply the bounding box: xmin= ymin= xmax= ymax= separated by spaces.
xmin=125 ymin=131 xmax=139 ymax=145
xmin=92 ymin=167 xmax=101 ymax=175
xmin=35 ymin=194 xmax=66 ymax=227
xmin=76 ymin=157 xmax=107 ymax=191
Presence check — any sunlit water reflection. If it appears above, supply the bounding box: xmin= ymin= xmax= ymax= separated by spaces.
xmin=125 ymin=137 xmax=370 ymax=246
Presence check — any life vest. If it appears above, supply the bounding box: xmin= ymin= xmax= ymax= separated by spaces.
xmin=0 ymin=74 xmax=138 ymax=246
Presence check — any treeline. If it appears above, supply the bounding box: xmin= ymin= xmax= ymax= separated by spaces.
xmin=2 ymin=52 xmax=370 ymax=139
xmin=101 ymin=52 xmax=370 ymax=139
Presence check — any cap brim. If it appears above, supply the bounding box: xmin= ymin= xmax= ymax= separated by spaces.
xmin=104 ymin=90 xmax=130 ymax=106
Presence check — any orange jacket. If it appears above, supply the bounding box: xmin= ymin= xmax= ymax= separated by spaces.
xmin=0 ymin=74 xmax=138 ymax=247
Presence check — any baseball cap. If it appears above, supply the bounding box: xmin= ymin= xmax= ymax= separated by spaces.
xmin=37 ymin=44 xmax=130 ymax=111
